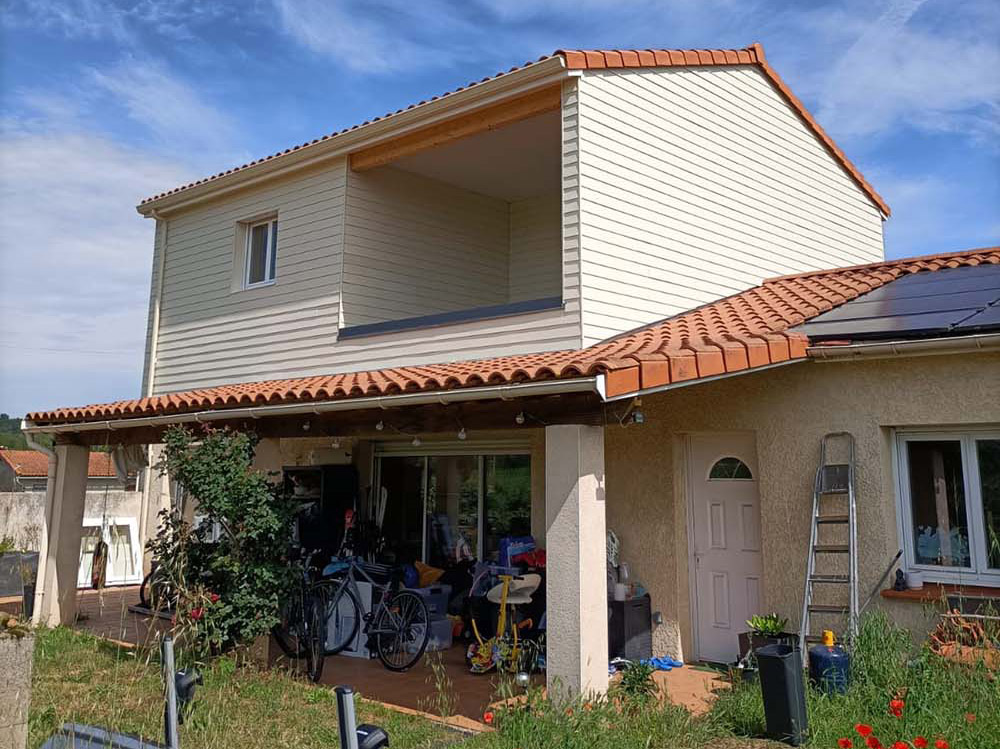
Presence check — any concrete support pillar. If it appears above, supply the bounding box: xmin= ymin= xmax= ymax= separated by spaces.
xmin=544 ymin=424 xmax=608 ymax=697
xmin=34 ymin=444 xmax=89 ymax=626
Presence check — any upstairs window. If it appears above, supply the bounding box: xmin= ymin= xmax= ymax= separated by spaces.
xmin=245 ymin=218 xmax=278 ymax=288
xmin=896 ymin=429 xmax=1000 ymax=586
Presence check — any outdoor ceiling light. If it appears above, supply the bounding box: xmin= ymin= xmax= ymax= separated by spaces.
xmin=411 ymin=436 xmax=422 ymax=447
xmin=515 ymin=411 xmax=525 ymax=425
xmin=457 ymin=427 xmax=467 ymax=441
xmin=632 ymin=408 xmax=645 ymax=425
xmin=331 ymin=438 xmax=341 ymax=449
xmin=375 ymin=420 xmax=385 ymax=431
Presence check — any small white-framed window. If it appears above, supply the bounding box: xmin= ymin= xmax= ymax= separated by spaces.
xmin=244 ymin=218 xmax=278 ymax=288
xmin=895 ymin=428 xmax=1000 ymax=586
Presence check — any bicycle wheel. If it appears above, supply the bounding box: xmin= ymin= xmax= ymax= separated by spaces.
xmin=272 ymin=587 xmax=307 ymax=659
xmin=140 ymin=565 xmax=174 ymax=613
xmin=305 ymin=585 xmax=329 ymax=683
xmin=373 ymin=590 xmax=430 ymax=672
xmin=322 ymin=581 xmax=362 ymax=656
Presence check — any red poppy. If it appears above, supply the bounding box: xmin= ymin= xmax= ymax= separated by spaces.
xmin=482 ymin=711 xmax=494 ymax=725
xmin=208 ymin=592 xmax=220 ymax=603
xmin=913 ymin=738 xmax=928 ymax=749
xmin=855 ymin=725 xmax=874 ymax=737
xmin=934 ymin=740 xmax=948 ymax=749
xmin=189 ymin=607 xmax=204 ymax=621
xmin=889 ymin=698 xmax=904 ymax=717
xmin=890 ymin=706 xmax=903 ymax=718
xmin=565 ymin=708 xmax=574 ymax=716
xmin=838 ymin=740 xmax=854 ymax=748
xmin=892 ymin=743 xmax=908 ymax=749
xmin=866 ymin=737 xmax=883 ymax=749
xmin=965 ymin=713 xmax=976 ymax=724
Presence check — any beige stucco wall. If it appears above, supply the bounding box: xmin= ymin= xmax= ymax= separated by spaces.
xmin=604 ymin=351 xmax=1000 ymax=660
xmin=0 ymin=489 xmax=143 ymax=550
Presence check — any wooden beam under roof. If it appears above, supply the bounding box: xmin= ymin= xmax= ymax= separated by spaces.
xmin=349 ymin=85 xmax=562 ymax=172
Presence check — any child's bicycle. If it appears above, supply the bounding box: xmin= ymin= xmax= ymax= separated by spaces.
xmin=467 ymin=573 xmax=541 ymax=673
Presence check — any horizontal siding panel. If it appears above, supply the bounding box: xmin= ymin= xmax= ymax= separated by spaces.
xmin=509 ymin=194 xmax=562 ymax=303
xmin=576 ymin=66 xmax=884 ymax=346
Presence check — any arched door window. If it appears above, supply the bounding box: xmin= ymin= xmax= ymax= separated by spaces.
xmin=708 ymin=456 xmax=753 ymax=480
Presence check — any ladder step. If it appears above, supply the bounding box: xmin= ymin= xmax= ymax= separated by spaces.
xmin=816 ymin=514 xmax=849 ymax=524
xmin=814 ymin=544 xmax=850 ymax=553
xmin=810 ymin=574 xmax=849 ymax=583
xmin=808 ymin=604 xmax=849 ymax=614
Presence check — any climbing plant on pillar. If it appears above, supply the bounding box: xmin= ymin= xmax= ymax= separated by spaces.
xmin=153 ymin=425 xmax=297 ymax=653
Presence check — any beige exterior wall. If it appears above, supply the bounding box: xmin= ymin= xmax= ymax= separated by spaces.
xmin=508 ymin=193 xmax=562 ymax=303
xmin=604 ymin=351 xmax=1000 ymax=659
xmin=0 ymin=489 xmax=143 ymax=551
xmin=575 ymin=65 xmax=886 ymax=345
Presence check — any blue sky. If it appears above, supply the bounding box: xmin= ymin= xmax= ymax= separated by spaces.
xmin=0 ymin=0 xmax=997 ymax=417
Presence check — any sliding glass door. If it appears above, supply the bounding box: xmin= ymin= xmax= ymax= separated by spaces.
xmin=375 ymin=450 xmax=531 ymax=566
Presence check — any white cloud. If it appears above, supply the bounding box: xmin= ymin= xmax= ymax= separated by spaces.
xmin=89 ymin=59 xmax=238 ymax=153
xmin=800 ymin=0 xmax=1000 ymax=142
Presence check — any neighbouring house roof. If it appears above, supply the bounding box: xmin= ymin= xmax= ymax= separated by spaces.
xmin=25 ymin=246 xmax=998 ymax=427
xmin=138 ymin=44 xmax=889 ymax=217
xmin=0 ymin=448 xmax=117 ymax=478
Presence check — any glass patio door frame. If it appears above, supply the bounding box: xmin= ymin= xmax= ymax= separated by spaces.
xmin=78 ymin=515 xmax=143 ymax=587
xmin=373 ymin=442 xmax=531 ymax=564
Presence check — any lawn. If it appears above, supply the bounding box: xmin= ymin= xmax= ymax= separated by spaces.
xmin=27 ymin=612 xmax=1000 ymax=749
xmin=28 ymin=626 xmax=458 ymax=749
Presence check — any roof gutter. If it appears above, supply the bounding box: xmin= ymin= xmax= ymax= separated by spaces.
xmin=22 ymin=375 xmax=606 ymax=435
xmin=21 ymin=427 xmax=57 ymax=625
xmin=807 ymin=333 xmax=1000 ymax=361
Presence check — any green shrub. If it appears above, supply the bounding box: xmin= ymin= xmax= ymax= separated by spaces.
xmin=746 ymin=612 xmax=789 ymax=636
xmin=152 ymin=425 xmax=298 ymax=656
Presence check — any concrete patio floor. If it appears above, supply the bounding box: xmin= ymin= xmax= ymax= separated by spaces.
xmin=3 ymin=586 xmax=727 ymax=721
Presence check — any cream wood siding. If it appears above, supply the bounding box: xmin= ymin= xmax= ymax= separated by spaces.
xmin=342 ymin=167 xmax=510 ymax=327
xmin=560 ymin=78 xmax=583 ymax=345
xmin=508 ymin=193 xmax=561 ymax=302
xmin=148 ymin=159 xmax=582 ymax=394
xmin=151 ymin=160 xmax=347 ymax=393
xmin=576 ymin=66 xmax=885 ymax=344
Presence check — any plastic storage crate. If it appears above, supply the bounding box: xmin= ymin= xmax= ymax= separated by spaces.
xmin=406 ymin=584 xmax=452 ymax=618
xmin=407 ymin=616 xmax=454 ymax=653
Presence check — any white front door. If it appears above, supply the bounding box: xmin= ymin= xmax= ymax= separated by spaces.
xmin=688 ymin=433 xmax=762 ymax=663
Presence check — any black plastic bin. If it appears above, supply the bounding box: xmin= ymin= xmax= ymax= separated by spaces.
xmin=756 ymin=643 xmax=808 ymax=746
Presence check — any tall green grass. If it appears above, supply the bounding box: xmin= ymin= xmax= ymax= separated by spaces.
xmin=709 ymin=612 xmax=1000 ymax=748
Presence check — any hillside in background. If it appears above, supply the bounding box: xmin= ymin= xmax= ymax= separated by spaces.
xmin=0 ymin=414 xmax=53 ymax=449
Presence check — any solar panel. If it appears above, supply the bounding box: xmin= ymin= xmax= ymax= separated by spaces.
xmin=795 ymin=264 xmax=1000 ymax=341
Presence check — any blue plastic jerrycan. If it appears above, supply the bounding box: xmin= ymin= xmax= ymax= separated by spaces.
xmin=808 ymin=629 xmax=850 ymax=695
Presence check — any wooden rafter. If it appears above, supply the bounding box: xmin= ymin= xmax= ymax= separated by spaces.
xmin=349 ymin=85 xmax=562 ymax=172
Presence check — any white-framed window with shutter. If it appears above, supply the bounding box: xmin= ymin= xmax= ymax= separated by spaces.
xmin=244 ymin=217 xmax=278 ymax=288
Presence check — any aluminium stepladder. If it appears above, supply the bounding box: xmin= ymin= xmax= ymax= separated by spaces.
xmin=799 ymin=432 xmax=859 ymax=654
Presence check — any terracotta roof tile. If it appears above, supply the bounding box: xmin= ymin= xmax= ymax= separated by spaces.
xmin=26 ymin=247 xmax=999 ymax=426
xmin=141 ymin=45 xmax=887 ymax=217
xmin=0 ymin=448 xmax=117 ymax=477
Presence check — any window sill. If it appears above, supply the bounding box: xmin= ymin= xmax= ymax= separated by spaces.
xmin=241 ymin=280 xmax=276 ymax=291
xmin=338 ymin=296 xmax=563 ymax=340
xmin=880 ymin=582 xmax=1000 ymax=603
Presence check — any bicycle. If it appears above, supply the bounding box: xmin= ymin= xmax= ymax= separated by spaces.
xmin=467 ymin=573 xmax=541 ymax=674
xmin=273 ymin=554 xmax=431 ymax=680
xmin=321 ymin=557 xmax=431 ymax=673
xmin=272 ymin=548 xmax=330 ymax=682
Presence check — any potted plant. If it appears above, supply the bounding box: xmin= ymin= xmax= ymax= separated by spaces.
xmin=738 ymin=613 xmax=795 ymax=668
xmin=0 ymin=615 xmax=34 ymax=748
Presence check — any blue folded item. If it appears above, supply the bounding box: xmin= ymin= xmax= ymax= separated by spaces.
xmin=322 ymin=560 xmax=350 ymax=577
xmin=641 ymin=657 xmax=684 ymax=671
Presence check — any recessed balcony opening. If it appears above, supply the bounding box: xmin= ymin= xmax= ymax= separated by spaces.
xmin=340 ymin=106 xmax=562 ymax=337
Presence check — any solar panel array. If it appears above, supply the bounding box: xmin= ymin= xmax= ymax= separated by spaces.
xmin=795 ymin=264 xmax=1000 ymax=341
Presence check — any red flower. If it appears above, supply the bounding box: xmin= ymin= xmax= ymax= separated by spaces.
xmin=889 ymin=698 xmax=905 ymax=717
xmin=913 ymin=739 xmax=928 ymax=749
xmin=838 ymin=740 xmax=854 ymax=748
xmin=890 ymin=706 xmax=903 ymax=718
xmin=892 ymin=743 xmax=908 ymax=749
xmin=482 ymin=710 xmax=494 ymax=725
xmin=866 ymin=737 xmax=883 ymax=749
xmin=189 ymin=607 xmax=204 ymax=621
xmin=208 ymin=592 xmax=220 ymax=603
xmin=855 ymin=725 xmax=874 ymax=737
xmin=934 ymin=740 xmax=948 ymax=749
xmin=965 ymin=713 xmax=976 ymax=724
